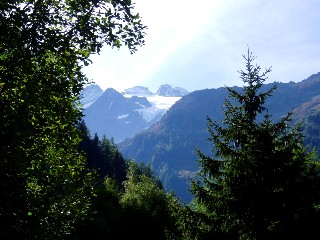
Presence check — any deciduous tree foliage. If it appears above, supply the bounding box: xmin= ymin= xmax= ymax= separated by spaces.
xmin=187 ymin=51 xmax=320 ymax=239
xmin=120 ymin=160 xmax=172 ymax=240
xmin=76 ymin=159 xmax=178 ymax=240
xmin=0 ymin=0 xmax=145 ymax=238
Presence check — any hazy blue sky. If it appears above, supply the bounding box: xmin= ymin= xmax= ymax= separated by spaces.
xmin=83 ymin=0 xmax=320 ymax=92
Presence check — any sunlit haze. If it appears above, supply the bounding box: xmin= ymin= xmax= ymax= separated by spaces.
xmin=83 ymin=0 xmax=320 ymax=93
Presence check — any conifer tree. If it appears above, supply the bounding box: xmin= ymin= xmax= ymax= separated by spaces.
xmin=302 ymin=111 xmax=320 ymax=156
xmin=188 ymin=50 xmax=320 ymax=239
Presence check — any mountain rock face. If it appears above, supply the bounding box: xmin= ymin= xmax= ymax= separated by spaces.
xmin=81 ymin=84 xmax=189 ymax=142
xmin=80 ymin=84 xmax=104 ymax=108
xmin=122 ymin=86 xmax=155 ymax=97
xmin=83 ymin=88 xmax=151 ymax=142
xmin=118 ymin=72 xmax=320 ymax=203
xmin=156 ymin=84 xmax=189 ymax=97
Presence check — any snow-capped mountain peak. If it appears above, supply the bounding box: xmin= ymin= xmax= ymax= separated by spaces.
xmin=80 ymin=84 xmax=104 ymax=108
xmin=81 ymin=84 xmax=189 ymax=142
xmin=122 ymin=86 xmax=154 ymax=97
xmin=156 ymin=84 xmax=189 ymax=97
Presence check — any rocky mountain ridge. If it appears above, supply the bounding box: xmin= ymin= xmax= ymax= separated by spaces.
xmin=80 ymin=84 xmax=104 ymax=108
xmin=80 ymin=84 xmax=189 ymax=142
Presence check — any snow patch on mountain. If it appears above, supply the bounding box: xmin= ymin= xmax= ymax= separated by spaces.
xmin=123 ymin=89 xmax=182 ymax=122
xmin=117 ymin=114 xmax=129 ymax=120
xmin=120 ymin=85 xmax=187 ymax=122
xmin=136 ymin=96 xmax=181 ymax=122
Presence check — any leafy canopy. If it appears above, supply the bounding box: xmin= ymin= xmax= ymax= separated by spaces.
xmin=0 ymin=0 xmax=146 ymax=238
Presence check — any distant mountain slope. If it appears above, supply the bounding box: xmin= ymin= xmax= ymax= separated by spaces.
xmin=83 ymin=88 xmax=151 ymax=142
xmin=118 ymin=72 xmax=320 ymax=203
xmin=118 ymin=87 xmax=229 ymax=202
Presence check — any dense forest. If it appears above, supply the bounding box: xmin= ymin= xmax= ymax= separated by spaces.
xmin=1 ymin=1 xmax=320 ymax=239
